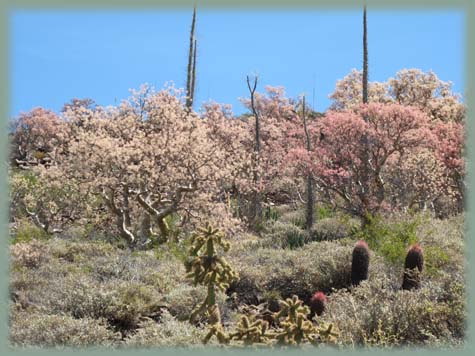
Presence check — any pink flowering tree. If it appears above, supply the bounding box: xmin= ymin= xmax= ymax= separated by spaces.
xmin=432 ymin=121 xmax=465 ymax=211
xmin=289 ymin=103 xmax=437 ymax=223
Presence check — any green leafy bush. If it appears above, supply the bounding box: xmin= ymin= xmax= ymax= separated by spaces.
xmin=353 ymin=214 xmax=419 ymax=265
xmin=11 ymin=220 xmax=50 ymax=244
xmin=316 ymin=205 xmax=333 ymax=220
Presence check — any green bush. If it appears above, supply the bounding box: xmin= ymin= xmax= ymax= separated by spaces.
xmin=353 ymin=214 xmax=419 ymax=265
xmin=11 ymin=220 xmax=50 ymax=244
xmin=316 ymin=205 xmax=333 ymax=220
xmin=424 ymin=246 xmax=450 ymax=277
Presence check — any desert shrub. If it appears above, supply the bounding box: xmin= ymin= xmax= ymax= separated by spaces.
xmin=316 ymin=205 xmax=334 ymax=220
xmin=323 ymin=272 xmax=465 ymax=347
xmin=424 ymin=246 xmax=450 ymax=277
xmin=11 ymin=220 xmax=50 ymax=244
xmin=279 ymin=210 xmax=306 ymax=228
xmin=10 ymin=240 xmax=49 ymax=269
xmin=164 ymin=283 xmax=228 ymax=322
xmin=229 ymin=241 xmax=354 ymax=304
xmin=19 ymin=271 xmax=114 ymax=321
xmin=310 ymin=216 xmax=360 ymax=242
xmin=104 ymin=282 xmax=166 ymax=333
xmin=417 ymin=213 xmax=464 ymax=276
xmin=49 ymin=239 xmax=116 ymax=262
xmin=124 ymin=310 xmax=209 ymax=347
xmin=8 ymin=211 xmax=464 ymax=348
xmin=9 ymin=237 xmax=230 ymax=338
xmin=263 ymin=205 xmax=280 ymax=221
xmin=260 ymin=221 xmax=308 ymax=249
xmin=10 ymin=309 xmax=120 ymax=348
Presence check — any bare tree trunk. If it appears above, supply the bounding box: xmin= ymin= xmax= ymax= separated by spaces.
xmin=247 ymin=75 xmax=262 ymax=227
xmin=102 ymin=188 xmax=136 ymax=246
xmin=302 ymin=95 xmax=315 ymax=231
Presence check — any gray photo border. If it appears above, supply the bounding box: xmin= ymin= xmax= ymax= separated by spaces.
xmin=0 ymin=0 xmax=473 ymax=355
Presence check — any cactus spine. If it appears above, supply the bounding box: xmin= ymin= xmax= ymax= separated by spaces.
xmin=351 ymin=240 xmax=370 ymax=286
xmin=402 ymin=243 xmax=424 ymax=290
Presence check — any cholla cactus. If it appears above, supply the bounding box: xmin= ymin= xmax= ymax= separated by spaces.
xmin=203 ymin=304 xmax=229 ymax=345
xmin=272 ymin=295 xmax=320 ymax=345
xmin=229 ymin=315 xmax=273 ymax=345
xmin=402 ymin=243 xmax=424 ymax=290
xmin=185 ymin=223 xmax=238 ymax=340
xmin=309 ymin=291 xmax=327 ymax=318
xmin=351 ymin=240 xmax=370 ymax=286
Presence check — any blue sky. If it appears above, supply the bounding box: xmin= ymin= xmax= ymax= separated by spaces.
xmin=10 ymin=8 xmax=464 ymax=117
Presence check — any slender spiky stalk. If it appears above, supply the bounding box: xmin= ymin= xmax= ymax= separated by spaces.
xmin=186 ymin=5 xmax=197 ymax=110
xmin=302 ymin=95 xmax=315 ymax=231
xmin=351 ymin=240 xmax=370 ymax=286
xmin=362 ymin=5 xmax=368 ymax=105
xmin=190 ymin=38 xmax=197 ymax=107
xmin=359 ymin=5 xmax=371 ymax=225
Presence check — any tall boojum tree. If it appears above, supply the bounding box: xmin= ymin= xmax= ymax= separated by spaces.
xmin=186 ymin=5 xmax=197 ymax=111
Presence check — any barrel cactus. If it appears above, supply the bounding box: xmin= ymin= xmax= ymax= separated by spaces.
xmin=351 ymin=240 xmax=370 ymax=286
xmin=402 ymin=243 xmax=424 ymax=290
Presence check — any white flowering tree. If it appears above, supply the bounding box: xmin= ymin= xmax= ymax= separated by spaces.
xmin=36 ymin=86 xmax=236 ymax=247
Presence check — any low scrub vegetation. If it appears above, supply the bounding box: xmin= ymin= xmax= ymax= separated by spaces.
xmin=9 ymin=212 xmax=465 ymax=349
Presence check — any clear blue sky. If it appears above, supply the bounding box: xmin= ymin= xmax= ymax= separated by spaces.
xmin=10 ymin=8 xmax=464 ymax=117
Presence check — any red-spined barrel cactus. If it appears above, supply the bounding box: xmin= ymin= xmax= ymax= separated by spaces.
xmin=309 ymin=291 xmax=327 ymax=317
xmin=402 ymin=243 xmax=424 ymax=290
xmin=351 ymin=240 xmax=370 ymax=286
